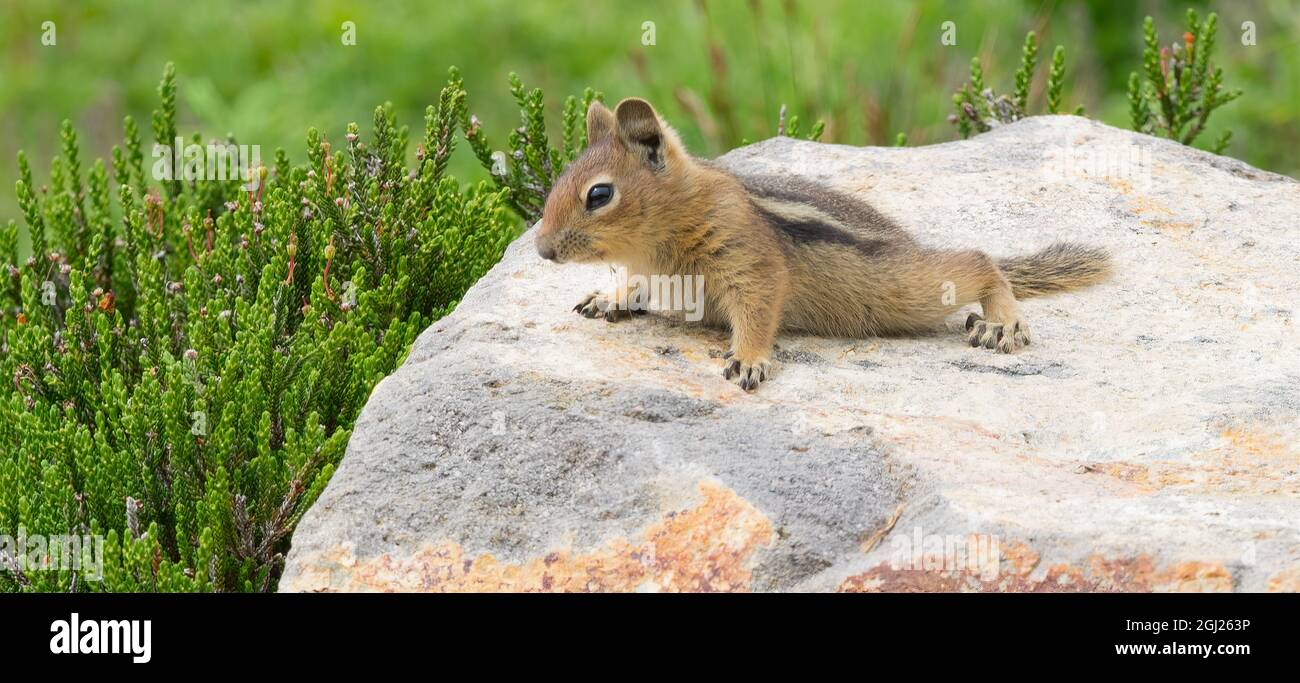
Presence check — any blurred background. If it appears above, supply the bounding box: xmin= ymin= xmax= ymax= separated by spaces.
xmin=2 ymin=0 xmax=1297 ymax=232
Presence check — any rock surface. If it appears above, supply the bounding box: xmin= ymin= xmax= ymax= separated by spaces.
xmin=281 ymin=116 xmax=1300 ymax=592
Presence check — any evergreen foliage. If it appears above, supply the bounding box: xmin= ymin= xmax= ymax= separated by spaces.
xmin=0 ymin=65 xmax=518 ymax=592
xmin=1127 ymin=10 xmax=1241 ymax=153
xmin=950 ymin=30 xmax=1082 ymax=137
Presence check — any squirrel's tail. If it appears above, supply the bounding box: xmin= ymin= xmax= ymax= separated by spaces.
xmin=997 ymin=243 xmax=1112 ymax=300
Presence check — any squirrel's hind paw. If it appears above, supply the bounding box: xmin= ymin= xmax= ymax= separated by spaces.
xmin=965 ymin=313 xmax=1031 ymax=353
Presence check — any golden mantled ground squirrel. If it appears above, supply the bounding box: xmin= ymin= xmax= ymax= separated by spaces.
xmin=537 ymin=98 xmax=1111 ymax=391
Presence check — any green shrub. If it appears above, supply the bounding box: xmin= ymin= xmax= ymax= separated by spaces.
xmin=950 ymin=31 xmax=1083 ymax=137
xmin=0 ymin=65 xmax=519 ymax=592
xmin=1127 ymin=10 xmax=1241 ymax=153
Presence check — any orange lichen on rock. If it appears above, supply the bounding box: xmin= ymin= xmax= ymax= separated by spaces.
xmin=1085 ymin=423 xmax=1299 ymax=496
xmin=1266 ymin=566 xmax=1300 ymax=593
xmin=1220 ymin=425 xmax=1295 ymax=463
xmin=1120 ymin=192 xmax=1197 ymax=236
xmin=294 ymin=481 xmax=773 ymax=592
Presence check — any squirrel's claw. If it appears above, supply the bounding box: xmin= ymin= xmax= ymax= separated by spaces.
xmin=723 ymin=354 xmax=770 ymax=391
xmin=573 ymin=291 xmax=643 ymax=322
xmin=574 ymin=291 xmax=607 ymax=319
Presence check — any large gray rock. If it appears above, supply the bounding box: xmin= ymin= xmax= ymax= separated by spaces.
xmin=280 ymin=116 xmax=1300 ymax=592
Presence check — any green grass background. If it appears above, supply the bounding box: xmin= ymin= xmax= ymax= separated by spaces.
xmin=2 ymin=0 xmax=1297 ymax=242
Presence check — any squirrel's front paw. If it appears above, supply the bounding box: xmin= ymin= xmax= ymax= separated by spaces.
xmin=722 ymin=350 xmax=771 ymax=392
xmin=965 ymin=313 xmax=1031 ymax=353
xmin=572 ymin=291 xmax=643 ymax=323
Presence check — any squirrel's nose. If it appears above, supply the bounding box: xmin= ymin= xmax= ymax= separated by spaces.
xmin=534 ymin=219 xmax=559 ymax=261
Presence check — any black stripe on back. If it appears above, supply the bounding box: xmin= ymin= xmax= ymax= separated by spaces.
xmin=750 ymin=200 xmax=888 ymax=257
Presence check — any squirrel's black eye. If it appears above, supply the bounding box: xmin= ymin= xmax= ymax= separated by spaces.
xmin=586 ymin=183 xmax=614 ymax=211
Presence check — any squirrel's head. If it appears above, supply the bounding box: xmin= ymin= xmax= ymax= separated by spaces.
xmin=537 ymin=97 xmax=690 ymax=264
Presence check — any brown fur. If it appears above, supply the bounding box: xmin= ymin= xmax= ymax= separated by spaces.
xmin=537 ymin=98 xmax=1112 ymax=391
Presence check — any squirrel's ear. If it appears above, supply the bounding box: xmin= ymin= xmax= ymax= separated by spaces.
xmin=586 ymin=100 xmax=614 ymax=145
xmin=614 ymin=98 xmax=667 ymax=170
